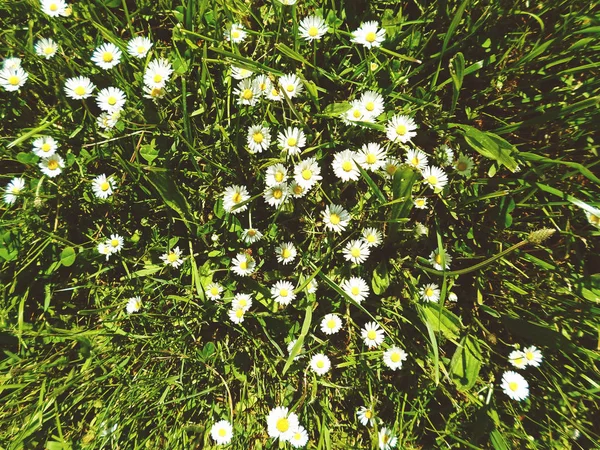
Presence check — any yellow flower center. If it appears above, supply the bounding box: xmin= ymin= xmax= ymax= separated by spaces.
xmin=8 ymin=75 xmax=19 ymax=86
xmin=391 ymin=352 xmax=401 ymax=363
xmin=457 ymin=161 xmax=467 ymax=171
xmin=235 ymin=308 xmax=244 ymax=318
xmin=386 ymin=164 xmax=397 ymax=176
xmin=111 ymin=239 xmax=120 ymax=248
xmin=49 ymin=3 xmax=58 ymax=11
xmin=351 ymin=286 xmax=360 ymax=296
xmin=271 ymin=88 xmax=279 ymax=96
xmin=100 ymin=181 xmax=110 ymax=191
xmin=102 ymin=52 xmax=114 ymax=63
xmin=525 ymin=352 xmax=534 ymax=361
xmin=287 ymin=137 xmax=297 ymax=147
xmin=279 ymin=289 xmax=288 ymax=297
xmin=137 ymin=46 xmax=146 ymax=54
xmin=342 ymin=161 xmax=353 ymax=172
xmin=365 ymin=31 xmax=377 ymax=43
xmin=365 ymin=101 xmax=375 ymax=111
xmin=74 ymin=86 xmax=86 ymax=96
xmin=259 ymin=82 xmax=267 ymax=91
xmin=293 ymin=432 xmax=301 ymax=440
xmin=238 ymin=298 xmax=247 ymax=308
xmin=366 ymin=153 xmax=376 ymax=164
xmin=44 ymin=46 xmax=54 ymax=55
xmin=350 ymin=247 xmax=361 ymax=258
xmin=367 ymin=330 xmax=376 ymax=340
xmin=153 ymin=74 xmax=163 ymax=83
xmin=281 ymin=248 xmax=291 ymax=258
xmin=396 ymin=124 xmax=407 ymax=135
xmin=329 ymin=213 xmax=340 ymax=225
xmin=327 ymin=319 xmax=336 ymax=329
xmin=590 ymin=214 xmax=600 ymax=225
xmin=11 ymin=187 xmax=21 ymax=194
xmin=210 ymin=287 xmax=219 ymax=296
xmin=47 ymin=160 xmax=59 ymax=170
xmin=364 ymin=410 xmax=372 ymax=419
xmin=301 ymin=169 xmax=312 ymax=180
xmin=272 ymin=189 xmax=283 ymax=199
xmin=293 ymin=185 xmax=303 ymax=195
xmin=435 ymin=254 xmax=442 ymax=264
xmin=252 ymin=132 xmax=263 ymax=143
xmin=242 ymin=89 xmax=253 ymax=100
xmin=316 ymin=360 xmax=324 ymax=368
xmin=308 ymin=26 xmax=319 ymax=37
xmin=514 ymin=356 xmax=525 ymax=365
xmin=416 ymin=199 xmax=425 ymax=207
xmin=232 ymin=192 xmax=242 ymax=203
xmin=151 ymin=87 xmax=162 ymax=97
xmin=286 ymin=84 xmax=294 ymax=92
xmin=247 ymin=229 xmax=256 ymax=237
xmin=370 ymin=62 xmax=378 ymax=71
xmin=508 ymin=382 xmax=519 ymax=392
xmin=411 ymin=157 xmax=420 ymax=166
xmin=427 ymin=175 xmax=438 ymax=185
xmin=425 ymin=288 xmax=434 ymax=297
xmin=107 ymin=96 xmax=117 ymax=106
xmin=41 ymin=143 xmax=51 ymax=152
xmin=382 ymin=434 xmax=389 ymax=444
xmin=274 ymin=172 xmax=284 ymax=182
xmin=218 ymin=428 xmax=227 ymax=437
xmin=239 ymin=260 xmax=247 ymax=270
xmin=352 ymin=109 xmax=361 ymax=118
xmin=366 ymin=234 xmax=375 ymax=243
xmin=276 ymin=417 xmax=290 ymax=433
xmin=232 ymin=30 xmax=240 ymax=39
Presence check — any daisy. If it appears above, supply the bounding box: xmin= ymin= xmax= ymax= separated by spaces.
xmin=320 ymin=314 xmax=343 ymax=335
xmin=362 ymin=228 xmax=383 ymax=247
xmin=264 ymin=183 xmax=289 ymax=208
xmin=438 ymin=144 xmax=455 ymax=166
xmin=332 ymin=149 xmax=361 ymax=182
xmin=97 ymin=110 xmax=121 ymax=129
xmin=304 ymin=278 xmax=318 ymax=294
xmin=448 ymin=292 xmax=458 ymax=302
xmin=420 ymin=283 xmax=440 ymax=303
xmin=160 ymin=246 xmax=184 ymax=268
xmin=205 ymin=282 xmax=224 ymax=301
xmin=267 ymin=407 xmax=299 ymax=442
xmin=91 ymin=42 xmax=122 ymax=70
xmin=361 ymin=322 xmax=385 ymax=348
xmin=378 ymin=427 xmax=398 ymax=450
xmin=351 ymin=21 xmax=386 ymax=49
xmin=241 ymin=228 xmax=263 ymax=244
xmin=299 ymin=15 xmax=328 ymax=41
xmin=343 ymin=99 xmax=366 ymax=125
xmin=231 ymin=253 xmax=256 ymax=276
xmin=234 ymin=78 xmax=260 ymax=106
xmin=289 ymin=425 xmax=309 ymax=448
xmin=383 ymin=346 xmax=407 ymax=370
xmin=107 ymin=234 xmax=124 ymax=254
xmin=356 ymin=406 xmax=375 ymax=426
xmin=247 ymin=124 xmax=271 ymax=153
xmin=126 ymin=296 xmax=142 ymax=314
xmin=343 ymin=239 xmax=371 ymax=265
xmin=321 ymin=204 xmax=350 ymax=233
xmin=143 ymin=58 xmax=173 ymax=89
xmin=405 ymin=149 xmax=429 ymax=171
xmin=228 ymin=307 xmax=246 ymax=324
xmin=231 ymin=66 xmax=253 ymax=80
xmin=309 ymin=353 xmax=331 ymax=375
xmin=422 ymin=166 xmax=448 ymax=191
xmin=289 ymin=181 xmax=308 ymax=198
xmin=35 ymin=38 xmax=58 ymax=59
xmin=386 ymin=115 xmax=417 ymax=143
xmin=127 ymin=36 xmax=153 ymax=58
xmin=96 ymin=87 xmax=126 ymax=113
xmin=64 ymin=76 xmax=96 ymax=99
xmin=341 ymin=276 xmax=370 ymax=304
xmin=97 ymin=242 xmax=112 ymax=260
xmin=32 ymin=136 xmax=58 ymax=158
xmin=91 ymin=174 xmax=115 ymax=199
xmin=222 ymin=185 xmax=250 ymax=214
xmin=266 ymin=84 xmax=282 ymax=102
xmin=293 ymin=158 xmax=322 ymax=191
xmin=523 ymin=345 xmax=543 ymax=367
xmin=265 ymin=164 xmax=288 ymax=187
xmin=271 ymin=280 xmax=296 ymax=305
xmin=232 ymin=293 xmax=253 ymax=311
xmin=40 ymin=0 xmax=68 ymax=17
xmin=359 ymin=91 xmax=385 ymax=119
xmin=429 ymin=249 xmax=452 ymax=271
xmin=225 ymin=23 xmax=247 ymax=43
xmin=455 ymin=153 xmax=474 ymax=177
xmin=253 ymin=75 xmax=272 ymax=97
xmin=278 ymin=127 xmax=306 ymax=156
xmin=3 ymin=177 xmax=26 ymax=205
xmin=2 ymin=58 xmax=22 ymax=70
xmin=357 ymin=142 xmax=386 ymax=171
xmin=508 ymin=350 xmax=528 ymax=369
xmin=279 ymin=73 xmax=303 ymax=99
xmin=382 ymin=157 xmax=400 ymax=178
xmin=501 ymin=371 xmax=529 ymax=401
xmin=39 ymin=154 xmax=64 ymax=178
xmin=210 ymin=420 xmax=233 ymax=445
xmin=414 ymin=197 xmax=428 ymax=209
xmin=0 ymin=67 xmax=28 ymax=92
xmin=275 ymin=242 xmax=297 ymax=265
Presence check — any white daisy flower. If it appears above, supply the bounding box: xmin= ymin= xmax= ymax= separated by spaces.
xmin=97 ymin=110 xmax=121 ymax=130
xmin=40 ymin=0 xmax=68 ymax=17
xmin=97 ymin=242 xmax=112 ymax=261
xmin=0 ymin=67 xmax=28 ymax=92
xmin=422 ymin=166 xmax=448 ymax=191
xmin=253 ymin=74 xmax=272 ymax=97
xmin=304 ymin=278 xmax=318 ymax=294
xmin=96 ymin=87 xmax=126 ymax=113
xmin=2 ymin=57 xmax=22 ymax=70
xmin=359 ymin=91 xmax=385 ymax=119
xmin=383 ymin=346 xmax=407 ymax=371
xmin=332 ymin=149 xmax=361 ymax=182
xmin=448 ymin=292 xmax=458 ymax=302
xmin=321 ymin=204 xmax=350 ymax=233
xmin=508 ymin=350 xmax=528 ymax=369
xmin=405 ymin=149 xmax=429 ymax=171
xmin=501 ymin=371 xmax=529 ymax=401
xmin=32 ymin=136 xmax=58 ymax=158
xmin=356 ymin=406 xmax=375 ymax=426
xmin=343 ymin=239 xmax=371 ymax=265
xmin=222 ymin=185 xmax=250 ymax=214
xmin=126 ymin=296 xmax=142 ymax=314
xmin=298 ymin=15 xmax=328 ymax=41
xmin=234 ymin=78 xmax=260 ymax=106
xmin=266 ymin=84 xmax=282 ymax=102
xmin=3 ymin=177 xmax=26 ymax=205
xmin=275 ymin=242 xmax=297 ymax=265
xmin=386 ymin=115 xmax=417 ymax=143
xmin=107 ymin=234 xmax=124 ymax=254
xmin=420 ymin=283 xmax=440 ymax=302
xmin=293 ymin=158 xmax=322 ymax=191
xmin=279 ymin=73 xmax=303 ymax=99
xmin=264 ymin=183 xmax=289 ymax=208
xmin=351 ymin=21 xmax=386 ymax=49
xmin=357 ymin=142 xmax=386 ymax=171
xmin=429 ymin=249 xmax=452 ymax=271
xmin=210 ymin=420 xmax=233 ymax=445
xmin=247 ymin=124 xmax=271 ymax=153
xmin=231 ymin=253 xmax=255 ymax=276
xmin=309 ymin=353 xmax=331 ymax=376
xmin=378 ymin=427 xmax=398 ymax=450
xmin=343 ymin=99 xmax=366 ymax=125
xmin=439 ymin=144 xmax=455 ymax=166
xmin=362 ymin=228 xmax=382 ymax=247
xmin=92 ymin=174 xmax=115 ymax=199
xmin=231 ymin=66 xmax=254 ymax=80
xmin=271 ymin=280 xmax=296 ymax=306
xmin=35 ymin=38 xmax=58 ymax=59
xmin=127 ymin=36 xmax=153 ymax=58
xmin=341 ymin=276 xmax=370 ymax=304
xmin=160 ymin=246 xmax=184 ymax=268
xmin=361 ymin=321 xmax=385 ymax=348
xmin=232 ymin=293 xmax=253 ymax=311
xmin=205 ymin=282 xmax=224 ymax=301
xmin=455 ymin=153 xmax=474 ymax=177
xmin=265 ymin=163 xmax=288 ymax=187
xmin=225 ymin=23 xmax=247 ymax=43
xmin=39 ymin=153 xmax=64 ymax=178
xmin=228 ymin=306 xmax=246 ymax=324
xmin=414 ymin=197 xmax=428 ymax=209
xmin=289 ymin=181 xmax=308 ymax=198
xmin=143 ymin=85 xmax=168 ymax=101
xmin=91 ymin=42 xmax=122 ymax=70
xmin=523 ymin=345 xmax=543 ymax=367
xmin=64 ymin=76 xmax=96 ymax=99
xmin=143 ymin=58 xmax=173 ymax=89
xmin=382 ymin=157 xmax=400 ymax=178
xmin=266 ymin=406 xmax=299 ymax=442
xmin=278 ymin=127 xmax=306 ymax=156
xmin=241 ymin=228 xmax=263 ymax=244
xmin=320 ymin=314 xmax=343 ymax=335
xmin=289 ymin=425 xmax=309 ymax=448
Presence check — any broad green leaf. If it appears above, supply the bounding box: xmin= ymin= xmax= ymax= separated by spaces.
xmin=16 ymin=152 xmax=38 ymax=165
xmin=450 ymin=335 xmax=483 ymax=391
xmin=452 ymin=124 xmax=519 ymax=172
xmin=372 ymin=262 xmax=390 ymax=295
xmin=420 ymin=303 xmax=462 ymax=340
xmin=59 ymin=247 xmax=76 ymax=267
xmin=140 ymin=140 xmax=159 ymax=164
xmin=322 ymin=102 xmax=351 ymax=116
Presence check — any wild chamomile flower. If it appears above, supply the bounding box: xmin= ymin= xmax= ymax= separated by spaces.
xmin=234 ymin=78 xmax=260 ymax=106
xmin=383 ymin=346 xmax=407 ymax=371
xmin=386 ymin=115 xmax=417 ymax=143
xmin=289 ymin=425 xmax=309 ymax=448
xmin=0 ymin=67 xmax=28 ymax=92
xmin=351 ymin=21 xmax=386 ymax=49
xmin=343 ymin=99 xmax=366 ymax=125
xmin=228 ymin=306 xmax=246 ymax=324
xmin=303 ymin=277 xmax=318 ymax=294
xmin=96 ymin=87 xmax=126 ymax=113
xmin=32 ymin=136 xmax=58 ymax=158
xmin=231 ymin=66 xmax=253 ymax=80
xmin=279 ymin=73 xmax=303 ymax=99
xmin=362 ymin=228 xmax=382 ymax=247
xmin=160 ymin=247 xmax=184 ymax=268
xmin=299 ymin=15 xmax=328 ymax=41
xmin=359 ymin=91 xmax=385 ymax=119
xmin=247 ymin=124 xmax=271 ymax=153
xmin=343 ymin=239 xmax=371 ymax=265
xmin=288 ymin=181 xmax=308 ymax=198
xmin=420 ymin=283 xmax=440 ymax=302
xmin=310 ymin=353 xmax=331 ymax=376
xmin=278 ymin=127 xmax=306 ymax=156
xmin=322 ymin=204 xmax=350 ymax=233
xmin=222 ymin=185 xmax=250 ymax=214
xmin=210 ymin=420 xmax=233 ymax=445
xmin=2 ymin=57 xmax=22 ymax=70
xmin=361 ymin=321 xmax=385 ymax=348
xmin=455 ymin=153 xmax=474 ymax=177
xmin=241 ymin=228 xmax=263 ymax=244
xmin=41 ymin=0 xmax=68 ymax=17
xmin=231 ymin=253 xmax=256 ymax=276
xmin=501 ymin=371 xmax=529 ymax=401
xmin=143 ymin=58 xmax=173 ymax=89
xmin=429 ymin=249 xmax=452 ymax=270
xmin=508 ymin=350 xmax=528 ymax=369
xmin=274 ymin=242 xmax=296 ymax=266
xmin=332 ymin=149 xmax=360 ymax=182
xmin=357 ymin=406 xmax=375 ymax=426
xmin=414 ymin=197 xmax=428 ymax=209
xmin=271 ymin=280 xmax=296 ymax=306
xmin=264 ymin=183 xmax=289 ymax=208
xmin=266 ymin=406 xmax=299 ymax=442
xmin=293 ymin=158 xmax=322 ymax=191
xmin=523 ymin=345 xmax=543 ymax=367
xmin=92 ymin=174 xmax=115 ymax=199
xmin=266 ymin=84 xmax=282 ymax=102
xmin=126 ymin=296 xmax=142 ymax=314
xmin=357 ymin=142 xmax=386 ymax=171
xmin=341 ymin=276 xmax=370 ymax=304
xmin=253 ymin=75 xmax=272 ymax=97
xmin=205 ymin=282 xmax=224 ymax=301
xmin=64 ymin=76 xmax=95 ymax=99
xmin=97 ymin=110 xmax=121 ymax=129
xmin=422 ymin=166 xmax=448 ymax=191
xmin=39 ymin=154 xmax=64 ymax=178
xmin=107 ymin=234 xmax=124 ymax=254
xmin=378 ymin=427 xmax=398 ymax=450
xmin=91 ymin=42 xmax=122 ymax=70
xmin=382 ymin=157 xmax=400 ymax=178
xmin=320 ymin=314 xmax=343 ymax=335
xmin=232 ymin=293 xmax=253 ymax=311
xmin=225 ymin=23 xmax=247 ymax=43
xmin=35 ymin=38 xmax=58 ymax=59
xmin=405 ymin=149 xmax=429 ymax=171
xmin=3 ymin=177 xmax=26 ymax=205
xmin=265 ymin=164 xmax=288 ymax=187
xmin=97 ymin=242 xmax=112 ymax=261
xmin=127 ymin=36 xmax=153 ymax=58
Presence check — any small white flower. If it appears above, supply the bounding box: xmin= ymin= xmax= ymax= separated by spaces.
xmin=361 ymin=321 xmax=385 ymax=348
xmin=351 ymin=21 xmax=386 ymax=49
xmin=320 ymin=314 xmax=343 ymax=335
xmin=97 ymin=242 xmax=112 ymax=261
xmin=2 ymin=58 xmax=22 ymax=70
xmin=321 ymin=204 xmax=350 ymax=233
xmin=378 ymin=427 xmax=398 ymax=450
xmin=40 ymin=0 xmax=68 ymax=17
xmin=225 ymin=23 xmax=247 ymax=43
xmin=429 ymin=249 xmax=452 ymax=271
xmin=266 ymin=406 xmax=299 ymax=442
xmin=343 ymin=239 xmax=371 ymax=265
xmin=501 ymin=371 xmax=529 ymax=401
xmin=414 ymin=197 xmax=428 ymax=209
xmin=231 ymin=253 xmax=256 ymax=276
xmin=383 ymin=346 xmax=407 ymax=370
xmin=332 ymin=149 xmax=360 ymax=182
xmin=508 ymin=350 xmax=528 ymax=369
xmin=64 ymin=76 xmax=96 ymax=99
xmin=205 ymin=282 xmax=224 ymax=301
xmin=386 ymin=115 xmax=417 ymax=143
xmin=126 ymin=296 xmax=142 ymax=314
xmin=91 ymin=42 xmax=122 ymax=70
xmin=160 ymin=246 xmax=184 ymax=268
xmin=343 ymin=99 xmax=366 ymax=125
xmin=3 ymin=177 xmax=26 ymax=205
xmin=278 ymin=127 xmax=306 ymax=156
xmin=289 ymin=425 xmax=309 ymax=448
xmin=127 ymin=36 xmax=153 ymax=58
xmin=275 ymin=242 xmax=297 ymax=265
xmin=210 ymin=420 xmax=233 ymax=445
xmin=293 ymin=158 xmax=322 ymax=191
xmin=228 ymin=306 xmax=246 ymax=324
xmin=241 ymin=228 xmax=263 ymax=244
xmin=357 ymin=142 xmax=386 ymax=171
xmin=362 ymin=228 xmax=382 ymax=247
xmin=298 ymin=15 xmax=328 ymax=41
xmin=309 ymin=353 xmax=331 ymax=375
xmin=422 ymin=166 xmax=448 ymax=191
xmin=247 ymin=124 xmax=271 ymax=153
xmin=359 ymin=91 xmax=385 ymax=120
xmin=96 ymin=87 xmax=126 ymax=113
xmin=264 ymin=183 xmax=289 ymax=208
xmin=523 ymin=345 xmax=543 ymax=367
xmin=420 ymin=283 xmax=440 ymax=303
xmin=91 ymin=174 xmax=115 ymax=200
xmin=35 ymin=38 xmax=59 ymax=59
xmin=231 ymin=66 xmax=254 ymax=80
xmin=234 ymin=78 xmax=260 ymax=106
xmin=253 ymin=75 xmax=272 ymax=97
xmin=97 ymin=110 xmax=121 ymax=130
xmin=222 ymin=185 xmax=250 ymax=214
xmin=32 ymin=136 xmax=58 ymax=158
xmin=39 ymin=153 xmax=64 ymax=178
xmin=107 ymin=234 xmax=124 ymax=254
xmin=448 ymin=292 xmax=458 ymax=302
xmin=143 ymin=58 xmax=173 ymax=89
xmin=382 ymin=157 xmax=400 ymax=178
xmin=356 ymin=406 xmax=375 ymax=426
xmin=0 ymin=67 xmax=28 ymax=92
xmin=341 ymin=277 xmax=370 ymax=304
xmin=232 ymin=293 xmax=253 ymax=311
xmin=271 ymin=280 xmax=296 ymax=306
xmin=289 ymin=181 xmax=308 ymax=198
xmin=405 ymin=149 xmax=429 ymax=171
xmin=279 ymin=73 xmax=303 ymax=99
xmin=265 ymin=163 xmax=288 ymax=187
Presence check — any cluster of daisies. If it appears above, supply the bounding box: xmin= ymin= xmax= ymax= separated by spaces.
xmin=501 ymin=345 xmax=543 ymax=401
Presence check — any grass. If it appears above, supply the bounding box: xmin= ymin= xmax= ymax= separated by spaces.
xmin=1 ymin=0 xmax=599 ymax=448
